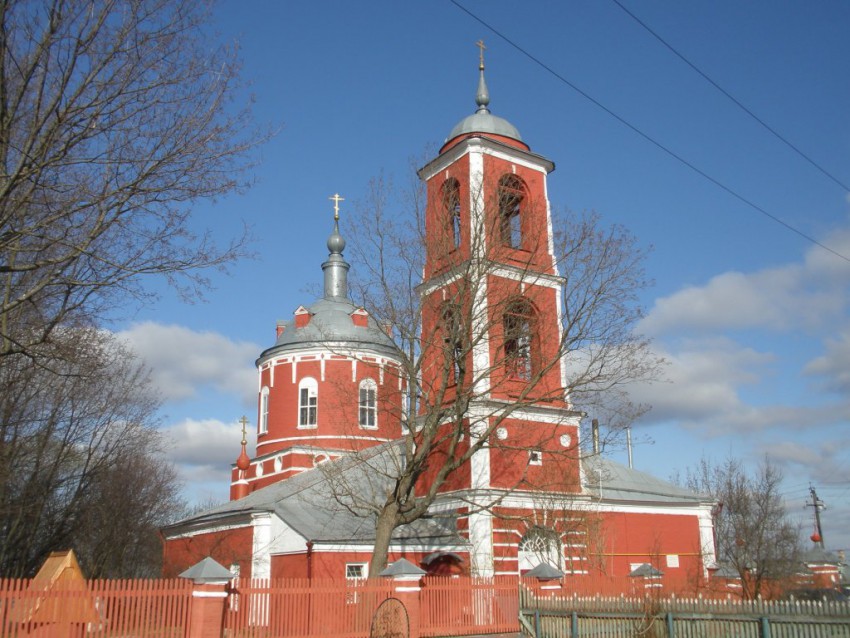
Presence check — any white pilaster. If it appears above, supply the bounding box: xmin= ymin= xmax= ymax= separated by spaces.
xmin=468 ymin=508 xmax=494 ymax=576
xmin=251 ymin=512 xmax=272 ymax=579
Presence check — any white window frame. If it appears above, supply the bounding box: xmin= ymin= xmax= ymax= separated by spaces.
xmin=358 ymin=378 xmax=377 ymax=429
xmin=518 ymin=528 xmax=563 ymax=573
xmin=298 ymin=377 xmax=318 ymax=428
xmin=259 ymin=386 xmax=270 ymax=434
xmin=345 ymin=563 xmax=368 ymax=579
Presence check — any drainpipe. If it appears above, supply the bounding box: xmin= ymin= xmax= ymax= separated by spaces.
xmin=306 ymin=540 xmax=314 ymax=581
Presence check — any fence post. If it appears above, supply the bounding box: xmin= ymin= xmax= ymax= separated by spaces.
xmin=571 ymin=611 xmax=578 ymax=638
xmin=524 ymin=563 xmax=564 ymax=594
xmin=666 ymin=611 xmax=674 ymax=637
xmin=179 ymin=557 xmax=234 ymax=638
xmin=760 ymin=616 xmax=771 ymax=638
xmin=380 ymin=558 xmax=427 ymax=638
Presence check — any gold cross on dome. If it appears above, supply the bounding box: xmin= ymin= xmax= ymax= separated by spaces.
xmin=239 ymin=415 xmax=249 ymax=444
xmin=476 ymin=39 xmax=486 ymax=69
xmin=329 ymin=193 xmax=345 ymax=221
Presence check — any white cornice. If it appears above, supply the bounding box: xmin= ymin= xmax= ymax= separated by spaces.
xmin=259 ymin=348 xmax=402 ymax=370
xmin=418 ymin=136 xmax=555 ymax=181
xmin=417 ymin=260 xmax=565 ymax=298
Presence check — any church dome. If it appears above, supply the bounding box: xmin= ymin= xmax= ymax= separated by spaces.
xmin=260 ymin=297 xmax=397 ymax=360
xmin=257 ymin=204 xmax=399 ymax=364
xmin=444 ymin=56 xmax=525 ymax=149
xmin=447 ymin=111 xmax=523 ymax=144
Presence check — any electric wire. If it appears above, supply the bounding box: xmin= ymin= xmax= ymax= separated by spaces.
xmin=611 ymin=0 xmax=850 ymax=194
xmin=448 ymin=0 xmax=850 ymax=264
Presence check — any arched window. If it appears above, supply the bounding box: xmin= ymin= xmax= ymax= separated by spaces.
xmin=497 ymin=175 xmax=525 ymax=248
xmin=518 ymin=527 xmax=562 ymax=574
xmin=504 ymin=299 xmax=534 ymax=380
xmin=298 ymin=377 xmax=318 ymax=428
xmin=259 ymin=386 xmax=270 ymax=434
xmin=359 ymin=378 xmax=377 ymax=429
xmin=442 ymin=178 xmax=462 ymax=250
xmin=441 ymin=303 xmax=464 ymax=384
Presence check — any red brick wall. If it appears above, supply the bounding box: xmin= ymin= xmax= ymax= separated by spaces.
xmin=162 ymin=525 xmax=254 ymax=578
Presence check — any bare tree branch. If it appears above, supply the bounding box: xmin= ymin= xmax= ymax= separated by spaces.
xmin=0 ymin=0 xmax=267 ymax=362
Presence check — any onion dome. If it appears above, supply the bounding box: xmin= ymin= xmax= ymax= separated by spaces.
xmin=236 ymin=447 xmax=250 ymax=472
xmin=235 ymin=415 xmax=251 ymax=471
xmin=444 ymin=45 xmax=525 ymax=149
xmin=257 ymin=197 xmax=398 ymax=364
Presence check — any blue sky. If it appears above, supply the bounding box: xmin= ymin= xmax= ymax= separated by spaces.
xmin=114 ymin=2 xmax=850 ymax=550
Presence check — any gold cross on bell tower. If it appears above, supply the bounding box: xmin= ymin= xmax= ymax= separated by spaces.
xmin=476 ymin=39 xmax=486 ymax=70
xmin=239 ymin=415 xmax=249 ymax=445
xmin=329 ymin=193 xmax=345 ymax=221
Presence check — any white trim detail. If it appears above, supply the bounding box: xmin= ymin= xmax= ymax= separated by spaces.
xmin=192 ymin=591 xmax=229 ymax=599
xmin=256 ymin=434 xmax=391 ymax=449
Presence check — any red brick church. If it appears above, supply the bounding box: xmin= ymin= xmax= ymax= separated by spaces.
xmin=162 ymin=55 xmax=717 ymax=589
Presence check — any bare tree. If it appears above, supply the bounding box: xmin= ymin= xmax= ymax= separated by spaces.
xmin=0 ymin=0 xmax=264 ymax=362
xmin=74 ymin=441 xmax=184 ymax=578
xmin=328 ymin=168 xmax=659 ymax=576
xmin=0 ymin=327 xmax=182 ymax=577
xmin=683 ymin=456 xmax=801 ymax=599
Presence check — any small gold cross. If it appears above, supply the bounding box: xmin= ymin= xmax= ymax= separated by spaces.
xmin=239 ymin=415 xmax=249 ymax=444
xmin=329 ymin=193 xmax=345 ymax=221
xmin=476 ymin=39 xmax=486 ymax=69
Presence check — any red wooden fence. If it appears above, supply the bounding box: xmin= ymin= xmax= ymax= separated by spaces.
xmin=420 ymin=576 xmax=518 ymax=637
xmin=223 ymin=576 xmax=521 ymax=638
xmin=225 ymin=577 xmax=399 ymax=638
xmin=0 ymin=577 xmax=193 ymax=638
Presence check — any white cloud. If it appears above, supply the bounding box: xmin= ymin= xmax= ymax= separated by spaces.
xmin=640 ymin=224 xmax=850 ymax=337
xmin=631 ymin=221 xmax=850 ymax=438
xmin=805 ymin=330 xmax=850 ymax=396
xmin=160 ymin=417 xmax=257 ymax=505
xmin=116 ymin=322 xmax=258 ymax=404
xmin=162 ymin=417 xmax=255 ymax=467
xmin=629 ymin=338 xmax=776 ymax=432
xmin=640 ymin=265 xmax=844 ymax=336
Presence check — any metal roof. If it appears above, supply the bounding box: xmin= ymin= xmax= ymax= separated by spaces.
xmin=583 ymin=456 xmax=709 ymax=505
xmin=629 ymin=563 xmax=664 ymax=578
xmin=446 ymin=63 xmax=523 ymax=146
xmin=257 ymin=215 xmax=400 ymax=363
xmin=165 ymin=441 xmax=464 ymax=547
xmin=260 ymin=297 xmax=398 ymax=361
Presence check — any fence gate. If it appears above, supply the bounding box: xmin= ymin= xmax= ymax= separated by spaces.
xmin=370 ymin=598 xmax=409 ymax=638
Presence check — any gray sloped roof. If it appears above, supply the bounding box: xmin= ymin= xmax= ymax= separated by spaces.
xmin=583 ymin=456 xmax=709 ymax=505
xmin=711 ymin=563 xmax=741 ymax=579
xmin=258 ymin=297 xmax=399 ymax=363
xmin=802 ymin=546 xmax=841 ymax=565
xmin=165 ymin=441 xmax=463 ymax=547
xmin=179 ymin=557 xmax=234 ymax=581
xmin=629 ymin=563 xmax=664 ymax=578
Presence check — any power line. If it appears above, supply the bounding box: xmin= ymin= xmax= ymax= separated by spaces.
xmin=448 ymin=0 xmax=850 ymax=264
xmin=610 ymin=0 xmax=850 ymax=194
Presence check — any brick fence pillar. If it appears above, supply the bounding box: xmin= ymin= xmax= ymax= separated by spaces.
xmin=523 ymin=563 xmax=564 ymax=595
xmin=381 ymin=558 xmax=427 ymax=638
xmin=180 ymin=557 xmax=234 ymax=638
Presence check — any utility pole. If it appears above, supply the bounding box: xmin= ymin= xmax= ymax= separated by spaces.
xmin=806 ymin=485 xmax=826 ymax=548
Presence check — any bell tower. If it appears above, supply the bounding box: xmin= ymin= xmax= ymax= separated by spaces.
xmin=417 ymin=47 xmax=582 ymax=575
